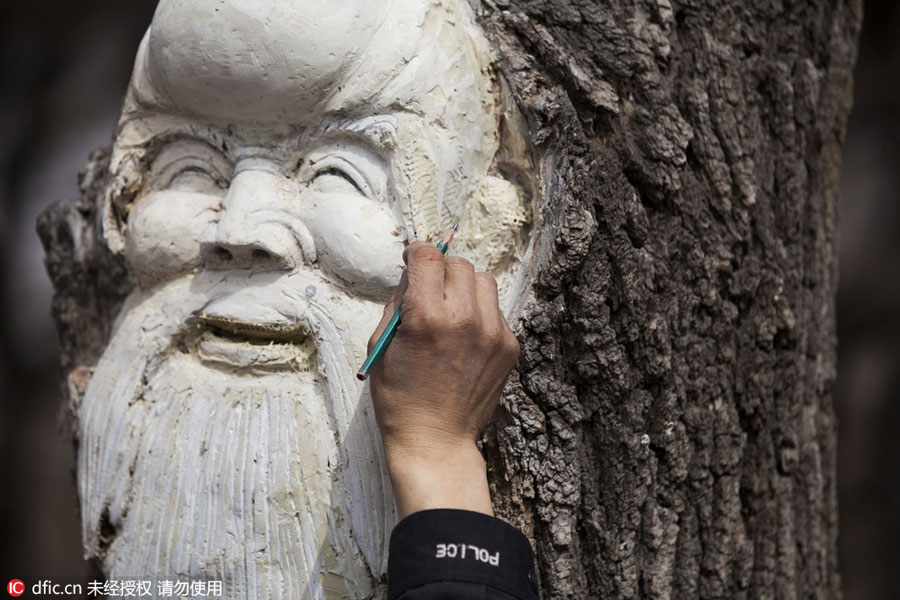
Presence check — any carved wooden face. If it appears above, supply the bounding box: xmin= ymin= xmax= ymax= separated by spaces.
xmin=126 ymin=122 xmax=408 ymax=294
xmin=96 ymin=0 xmax=530 ymax=366
xmin=122 ymin=0 xmax=445 ymax=296
xmin=78 ymin=0 xmax=532 ymax=595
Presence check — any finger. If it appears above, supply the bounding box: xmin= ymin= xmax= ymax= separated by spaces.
xmin=444 ymin=256 xmax=478 ymax=314
xmin=474 ymin=271 xmax=503 ymax=335
xmin=495 ymin=301 xmax=521 ymax=368
xmin=475 ymin=273 xmax=519 ymax=371
xmin=368 ymin=269 xmax=408 ymax=354
xmin=392 ymin=267 xmax=409 ymax=305
xmin=403 ymin=241 xmax=445 ymax=306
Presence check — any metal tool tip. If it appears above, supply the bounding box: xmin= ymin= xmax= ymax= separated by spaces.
xmin=452 ymin=223 xmax=459 ymax=231
xmin=356 ymin=371 xmax=369 ymax=381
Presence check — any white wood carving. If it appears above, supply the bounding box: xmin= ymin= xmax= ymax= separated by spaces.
xmin=78 ymin=1 xmax=536 ymax=597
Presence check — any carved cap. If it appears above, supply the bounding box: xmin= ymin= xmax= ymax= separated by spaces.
xmin=128 ymin=0 xmax=491 ymax=127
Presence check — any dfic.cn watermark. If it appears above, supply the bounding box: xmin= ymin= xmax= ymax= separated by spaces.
xmin=7 ymin=579 xmax=83 ymax=597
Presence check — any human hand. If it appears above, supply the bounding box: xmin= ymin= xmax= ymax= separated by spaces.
xmin=367 ymin=241 xmax=520 ymax=518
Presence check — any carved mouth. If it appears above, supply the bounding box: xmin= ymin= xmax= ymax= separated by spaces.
xmin=189 ymin=315 xmax=316 ymax=372
xmin=198 ymin=314 xmax=312 ymax=343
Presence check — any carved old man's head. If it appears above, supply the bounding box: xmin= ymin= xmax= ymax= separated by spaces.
xmin=79 ymin=0 xmax=532 ymax=597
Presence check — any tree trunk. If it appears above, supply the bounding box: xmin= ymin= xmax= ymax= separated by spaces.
xmin=39 ymin=1 xmax=861 ymax=598
xmin=475 ymin=1 xmax=861 ymax=598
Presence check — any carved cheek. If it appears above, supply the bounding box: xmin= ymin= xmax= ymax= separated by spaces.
xmin=304 ymin=191 xmax=405 ymax=289
xmin=126 ymin=190 xmax=219 ymax=286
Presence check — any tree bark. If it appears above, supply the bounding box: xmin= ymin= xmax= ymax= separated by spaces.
xmin=39 ymin=1 xmax=861 ymax=598
xmin=475 ymin=1 xmax=861 ymax=598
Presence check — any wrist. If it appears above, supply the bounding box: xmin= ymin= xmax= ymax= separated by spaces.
xmin=383 ymin=439 xmax=493 ymax=519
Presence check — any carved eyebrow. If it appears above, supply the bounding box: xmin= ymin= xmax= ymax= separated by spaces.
xmin=147 ymin=136 xmax=232 ymax=168
xmin=117 ymin=112 xmax=235 ymax=157
xmin=319 ymin=115 xmax=398 ymax=152
xmin=357 ymin=120 xmax=398 ymax=149
xmin=147 ymin=132 xmax=233 ymax=161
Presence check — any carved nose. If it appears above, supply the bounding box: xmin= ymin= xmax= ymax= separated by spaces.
xmin=202 ymin=168 xmax=315 ymax=270
xmin=205 ymin=243 xmax=284 ymax=270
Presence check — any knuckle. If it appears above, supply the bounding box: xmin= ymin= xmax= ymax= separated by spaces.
xmin=401 ymin=295 xmax=425 ymax=318
xmin=413 ymin=245 xmax=444 ymax=263
xmin=475 ymin=273 xmax=499 ymax=305
xmin=403 ymin=302 xmax=444 ymax=337
xmin=421 ymin=310 xmax=446 ymax=333
xmin=450 ymin=312 xmax=479 ymax=333
xmin=481 ymin=323 xmax=504 ymax=347
xmin=504 ymin=331 xmax=521 ymax=359
xmin=475 ymin=271 xmax=498 ymax=287
xmin=446 ymin=256 xmax=475 ymax=271
xmin=403 ymin=241 xmax=428 ymax=263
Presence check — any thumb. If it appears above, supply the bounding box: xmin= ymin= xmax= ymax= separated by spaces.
xmin=367 ymin=268 xmax=408 ymax=354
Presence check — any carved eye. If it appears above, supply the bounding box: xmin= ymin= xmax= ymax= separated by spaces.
xmin=149 ymin=141 xmax=232 ymax=196
xmin=313 ymin=167 xmax=366 ymax=195
xmin=308 ymin=161 xmax=373 ymax=198
xmin=299 ymin=145 xmax=387 ymax=201
xmin=165 ymin=164 xmax=228 ymax=193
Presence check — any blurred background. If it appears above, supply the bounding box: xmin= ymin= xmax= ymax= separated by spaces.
xmin=0 ymin=1 xmax=897 ymax=597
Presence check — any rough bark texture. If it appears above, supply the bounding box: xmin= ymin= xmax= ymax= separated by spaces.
xmin=38 ymin=148 xmax=133 ymax=441
xmin=38 ymin=1 xmax=861 ymax=598
xmin=475 ymin=1 xmax=861 ymax=598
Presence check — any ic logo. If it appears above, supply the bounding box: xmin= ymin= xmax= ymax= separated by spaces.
xmin=7 ymin=580 xmax=24 ymax=597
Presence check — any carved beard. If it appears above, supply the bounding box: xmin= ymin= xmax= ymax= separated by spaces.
xmin=78 ymin=274 xmax=394 ymax=599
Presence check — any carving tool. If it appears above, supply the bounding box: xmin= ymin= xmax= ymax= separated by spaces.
xmin=356 ymin=224 xmax=459 ymax=381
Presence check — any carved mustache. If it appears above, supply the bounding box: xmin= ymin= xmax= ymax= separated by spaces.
xmin=185 ymin=269 xmax=320 ymax=341
xmin=152 ymin=268 xmax=373 ymax=372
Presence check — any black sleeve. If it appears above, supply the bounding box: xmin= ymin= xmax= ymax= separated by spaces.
xmin=387 ymin=509 xmax=540 ymax=600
